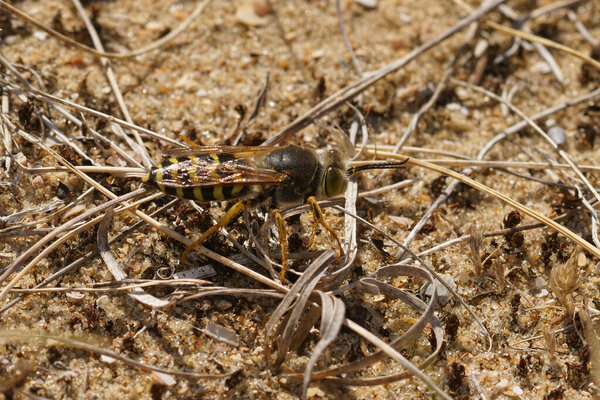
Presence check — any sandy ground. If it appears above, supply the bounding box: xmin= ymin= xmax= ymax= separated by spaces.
xmin=1 ymin=0 xmax=600 ymax=399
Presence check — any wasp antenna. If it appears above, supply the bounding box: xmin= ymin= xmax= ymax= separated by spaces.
xmin=346 ymin=159 xmax=409 ymax=175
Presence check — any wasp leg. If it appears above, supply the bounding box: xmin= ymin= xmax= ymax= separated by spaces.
xmin=178 ymin=135 xmax=201 ymax=147
xmin=180 ymin=200 xmax=246 ymax=264
xmin=306 ymin=196 xmax=344 ymax=264
xmin=272 ymin=209 xmax=289 ymax=283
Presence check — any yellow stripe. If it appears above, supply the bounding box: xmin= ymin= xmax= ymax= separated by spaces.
xmin=233 ymin=152 xmax=254 ymax=158
xmin=187 ymin=155 xmax=199 ymax=185
xmin=141 ymin=172 xmax=151 ymax=183
xmin=176 ymin=187 xmax=184 ymax=198
xmin=193 ymin=187 xmax=204 ymax=201
xmin=231 ymin=185 xmax=243 ymax=196
xmin=209 ymin=154 xmax=222 ymax=197
xmin=213 ymin=186 xmax=224 ymax=201
xmin=169 ymin=157 xmax=179 ymax=165
xmin=155 ymin=169 xmax=165 ymax=193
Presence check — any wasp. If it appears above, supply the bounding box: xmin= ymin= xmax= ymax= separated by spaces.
xmin=142 ymin=144 xmax=407 ymax=282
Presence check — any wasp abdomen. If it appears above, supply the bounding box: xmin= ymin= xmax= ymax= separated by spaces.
xmin=142 ymin=154 xmax=251 ymax=202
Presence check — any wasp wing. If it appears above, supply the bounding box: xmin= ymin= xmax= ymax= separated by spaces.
xmin=157 ymin=155 xmax=289 ymax=189
xmin=161 ymin=145 xmax=281 ymax=158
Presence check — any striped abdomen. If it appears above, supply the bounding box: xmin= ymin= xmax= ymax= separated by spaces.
xmin=142 ymin=154 xmax=252 ymax=202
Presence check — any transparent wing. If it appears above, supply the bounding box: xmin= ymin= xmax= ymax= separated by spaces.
xmin=157 ymin=154 xmax=289 ymax=188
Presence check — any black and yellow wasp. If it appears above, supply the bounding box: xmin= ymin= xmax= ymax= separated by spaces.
xmin=142 ymin=144 xmax=406 ymax=282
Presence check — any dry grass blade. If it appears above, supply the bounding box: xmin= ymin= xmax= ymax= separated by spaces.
xmin=327 ymin=113 xmax=362 ymax=287
xmin=3 ymin=0 xmax=599 ymax=397
xmin=97 ymin=207 xmax=169 ymax=308
xmin=346 ymin=319 xmax=451 ymax=400
xmin=268 ymin=250 xmax=334 ymax=365
xmin=5 ymin=115 xmax=287 ymax=294
xmin=171 ymin=288 xmax=285 ymax=305
xmin=390 ymin=158 xmax=600 ymax=172
xmin=366 ymin=150 xmax=600 ymax=259
xmin=263 ymin=0 xmax=507 ymax=145
xmin=301 ymin=292 xmax=345 ymax=399
xmin=453 ymin=80 xmax=600 ymax=205
xmin=0 ymin=330 xmax=234 ymax=379
xmin=0 ymin=191 xmax=160 ymax=308
xmin=71 ymin=0 xmax=152 ymax=168
xmin=0 ymin=60 xmax=145 ymax=169
xmin=327 ymin=282 xmax=443 ymax=385
xmin=487 ymin=20 xmax=600 ymax=71
xmin=330 ymin=204 xmax=491 ymax=351
xmin=287 ymin=264 xmax=443 ymax=387
xmin=582 ymin=310 xmax=600 ymax=388
xmin=233 ymin=72 xmax=270 ymax=146
xmin=0 ymin=197 xmax=177 ymax=314
xmin=0 ymin=0 xmax=211 ymax=60
xmin=0 ymin=188 xmax=146 ymax=296
xmin=0 ymin=76 xmax=184 ymax=147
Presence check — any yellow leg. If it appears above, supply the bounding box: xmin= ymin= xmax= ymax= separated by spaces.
xmin=306 ymin=215 xmax=319 ymax=249
xmin=180 ymin=201 xmax=246 ymax=264
xmin=307 ymin=196 xmax=344 ymax=264
xmin=178 ymin=135 xmax=201 ymax=147
xmin=272 ymin=209 xmax=289 ymax=283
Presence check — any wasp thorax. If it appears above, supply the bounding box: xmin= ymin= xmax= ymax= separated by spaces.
xmin=264 ymin=145 xmax=320 ymax=206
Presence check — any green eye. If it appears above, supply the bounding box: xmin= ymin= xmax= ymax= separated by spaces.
xmin=323 ymin=167 xmax=346 ymax=197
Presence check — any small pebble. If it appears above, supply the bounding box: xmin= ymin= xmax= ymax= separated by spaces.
xmin=62 ymin=204 xmax=86 ymax=220
xmin=389 ymin=215 xmax=413 ymax=229
xmin=33 ymin=30 xmax=47 ymax=41
xmin=14 ymin=152 xmax=27 ymax=164
xmin=145 ymin=21 xmax=165 ymax=32
xmin=513 ymin=385 xmax=524 ymax=396
xmin=421 ymin=274 xmax=456 ymax=306
xmin=532 ymin=61 xmax=552 ymax=74
xmin=100 ymin=355 xmax=116 ymax=364
xmin=152 ymin=372 xmax=176 ymax=386
xmin=31 ymin=175 xmax=44 ymax=189
xmin=354 ymin=0 xmax=378 ymax=8
xmin=307 ymin=387 xmax=326 ymax=397
xmin=534 ymin=276 xmax=547 ymax=290
xmin=474 ymin=38 xmax=488 ymax=58
xmin=253 ymin=1 xmax=272 ymax=17
xmin=106 ymin=154 xmax=127 ymax=167
xmin=236 ymin=1 xmax=269 ymax=26
xmin=66 ymin=291 xmax=84 ymax=303
xmin=205 ymin=320 xmax=240 ymax=347
xmin=547 ymin=125 xmax=566 ymax=147
xmin=56 ymin=182 xmax=70 ymax=200
xmin=578 ymin=252 xmax=587 ymax=268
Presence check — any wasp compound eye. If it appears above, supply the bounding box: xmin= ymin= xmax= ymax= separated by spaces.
xmin=323 ymin=167 xmax=346 ymax=197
